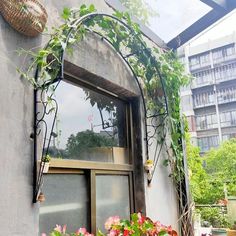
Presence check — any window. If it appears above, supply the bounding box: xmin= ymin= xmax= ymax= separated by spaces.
xmin=220 ymin=110 xmax=236 ymax=127
xmin=196 ymin=113 xmax=218 ymax=130
xmin=214 ymin=63 xmax=236 ymax=82
xmin=223 ymin=45 xmax=235 ymax=57
xmin=198 ymin=135 xmax=219 ymax=152
xmin=200 ymin=53 xmax=210 ymax=65
xmin=189 ymin=56 xmax=200 ymax=66
xmin=213 ymin=44 xmax=235 ymax=63
xmin=193 ymin=91 xmax=214 ymax=108
xmin=46 ymin=80 xmax=130 ymax=163
xmin=217 ymin=87 xmax=236 ymax=104
xmin=193 ymin=70 xmax=212 ymax=86
xmin=189 ymin=56 xmax=200 ymax=70
xmin=189 ymin=53 xmax=210 ymax=70
xmin=39 ymin=78 xmax=136 ymax=234
xmin=223 ymin=133 xmax=236 ymax=141
xmin=39 ymin=173 xmax=89 ymax=234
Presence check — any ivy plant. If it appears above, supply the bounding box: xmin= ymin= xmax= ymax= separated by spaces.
xmin=18 ymin=4 xmax=191 ymax=226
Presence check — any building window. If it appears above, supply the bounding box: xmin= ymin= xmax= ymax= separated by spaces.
xmin=212 ymin=44 xmax=235 ymax=63
xmin=217 ymin=87 xmax=236 ymax=104
xmin=220 ymin=110 xmax=236 ymax=127
xmin=39 ymin=77 xmax=135 ymax=234
xmin=223 ymin=133 xmax=236 ymax=141
xmin=189 ymin=53 xmax=210 ymax=70
xmin=200 ymin=53 xmax=210 ymax=65
xmin=214 ymin=63 xmax=236 ymax=82
xmin=189 ymin=56 xmax=200 ymax=66
xmin=193 ymin=91 xmax=214 ymax=108
xmin=198 ymin=135 xmax=219 ymax=152
xmin=196 ymin=113 xmax=217 ymax=130
xmin=193 ymin=69 xmax=212 ymax=86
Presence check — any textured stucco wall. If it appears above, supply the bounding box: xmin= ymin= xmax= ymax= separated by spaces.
xmin=144 ymin=125 xmax=180 ymax=232
xmin=0 ymin=0 xmax=179 ymax=235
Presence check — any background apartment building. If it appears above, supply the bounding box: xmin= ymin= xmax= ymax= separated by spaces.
xmin=180 ymin=33 xmax=236 ymax=154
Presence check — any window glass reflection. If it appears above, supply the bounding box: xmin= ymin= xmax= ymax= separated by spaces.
xmin=46 ymin=80 xmax=128 ymax=163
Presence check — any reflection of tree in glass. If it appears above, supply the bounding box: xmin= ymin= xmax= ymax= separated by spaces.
xmin=84 ymin=89 xmax=126 ymax=147
xmin=66 ymin=130 xmax=116 ymax=159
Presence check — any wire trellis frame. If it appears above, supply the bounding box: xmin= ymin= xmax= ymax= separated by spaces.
xmin=33 ymin=12 xmax=169 ymax=203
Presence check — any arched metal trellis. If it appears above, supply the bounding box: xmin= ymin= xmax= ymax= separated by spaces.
xmin=33 ymin=12 xmax=169 ymax=203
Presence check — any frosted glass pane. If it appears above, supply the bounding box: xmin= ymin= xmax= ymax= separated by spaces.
xmin=96 ymin=175 xmax=130 ymax=232
xmin=39 ymin=174 xmax=88 ymax=235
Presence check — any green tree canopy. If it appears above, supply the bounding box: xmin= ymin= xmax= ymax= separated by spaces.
xmin=186 ymin=134 xmax=211 ymax=204
xmin=187 ymin=137 xmax=236 ymax=204
xmin=205 ymin=138 xmax=236 ymax=199
xmin=66 ymin=130 xmax=115 ymax=158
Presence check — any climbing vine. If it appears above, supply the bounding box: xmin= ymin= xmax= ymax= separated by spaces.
xmin=18 ymin=4 xmax=192 ymax=234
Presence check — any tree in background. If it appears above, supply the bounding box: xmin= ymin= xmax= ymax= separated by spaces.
xmin=120 ymin=0 xmax=158 ymax=25
xmin=187 ymin=136 xmax=236 ymax=204
xmin=186 ymin=133 xmax=212 ymax=204
xmin=66 ymin=130 xmax=115 ymax=159
xmin=204 ymin=138 xmax=236 ymax=200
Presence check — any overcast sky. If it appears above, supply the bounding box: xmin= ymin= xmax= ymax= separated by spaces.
xmin=147 ymin=0 xmax=210 ymax=42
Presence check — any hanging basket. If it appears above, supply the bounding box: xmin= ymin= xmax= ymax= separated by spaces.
xmin=0 ymin=0 xmax=48 ymax=37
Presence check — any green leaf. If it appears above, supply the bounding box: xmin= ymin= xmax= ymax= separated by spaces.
xmin=61 ymin=7 xmax=71 ymax=20
xmin=89 ymin=4 xmax=95 ymax=12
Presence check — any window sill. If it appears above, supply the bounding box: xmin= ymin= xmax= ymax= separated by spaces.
xmin=49 ymin=158 xmax=133 ymax=171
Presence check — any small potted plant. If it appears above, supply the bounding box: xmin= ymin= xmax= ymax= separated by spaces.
xmin=42 ymin=154 xmax=51 ymax=173
xmin=144 ymin=159 xmax=154 ymax=183
xmin=144 ymin=159 xmax=154 ymax=171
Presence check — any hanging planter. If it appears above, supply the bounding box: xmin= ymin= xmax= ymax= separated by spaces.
xmin=41 ymin=155 xmax=50 ymax=173
xmin=0 ymin=0 xmax=48 ymax=37
xmin=42 ymin=162 xmax=50 ymax=173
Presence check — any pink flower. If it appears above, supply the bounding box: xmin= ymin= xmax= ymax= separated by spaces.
xmin=54 ymin=224 xmax=67 ymax=233
xmin=104 ymin=216 xmax=120 ymax=230
xmin=76 ymin=227 xmax=87 ymax=234
xmin=41 ymin=234 xmax=47 ymax=236
xmin=137 ymin=212 xmax=145 ymax=225
xmin=108 ymin=229 xmax=119 ymax=236
xmin=79 ymin=228 xmax=87 ymax=234
xmin=75 ymin=228 xmax=94 ymax=236
xmin=54 ymin=225 xmax=62 ymax=233
xmin=62 ymin=225 xmax=67 ymax=234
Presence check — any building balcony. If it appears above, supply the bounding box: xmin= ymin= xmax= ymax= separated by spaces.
xmin=218 ymin=96 xmax=236 ymax=104
xmin=189 ymin=62 xmax=211 ymax=71
xmin=193 ymin=101 xmax=215 ymax=109
xmin=221 ymin=120 xmax=236 ymax=128
xmin=213 ymin=54 xmax=236 ymax=65
xmin=216 ymin=74 xmax=236 ymax=83
xmin=196 ymin=124 xmax=218 ymax=131
xmin=192 ymin=80 xmax=213 ymax=89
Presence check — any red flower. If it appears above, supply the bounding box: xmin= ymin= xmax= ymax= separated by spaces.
xmin=123 ymin=229 xmax=130 ymax=236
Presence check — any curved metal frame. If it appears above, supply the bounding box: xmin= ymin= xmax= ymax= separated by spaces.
xmin=33 ymin=12 xmax=169 ymax=202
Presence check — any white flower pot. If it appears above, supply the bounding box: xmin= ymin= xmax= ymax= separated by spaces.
xmin=144 ymin=164 xmax=153 ymax=171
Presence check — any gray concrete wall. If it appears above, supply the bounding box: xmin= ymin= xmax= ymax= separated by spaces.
xmin=0 ymin=0 xmax=179 ymax=235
